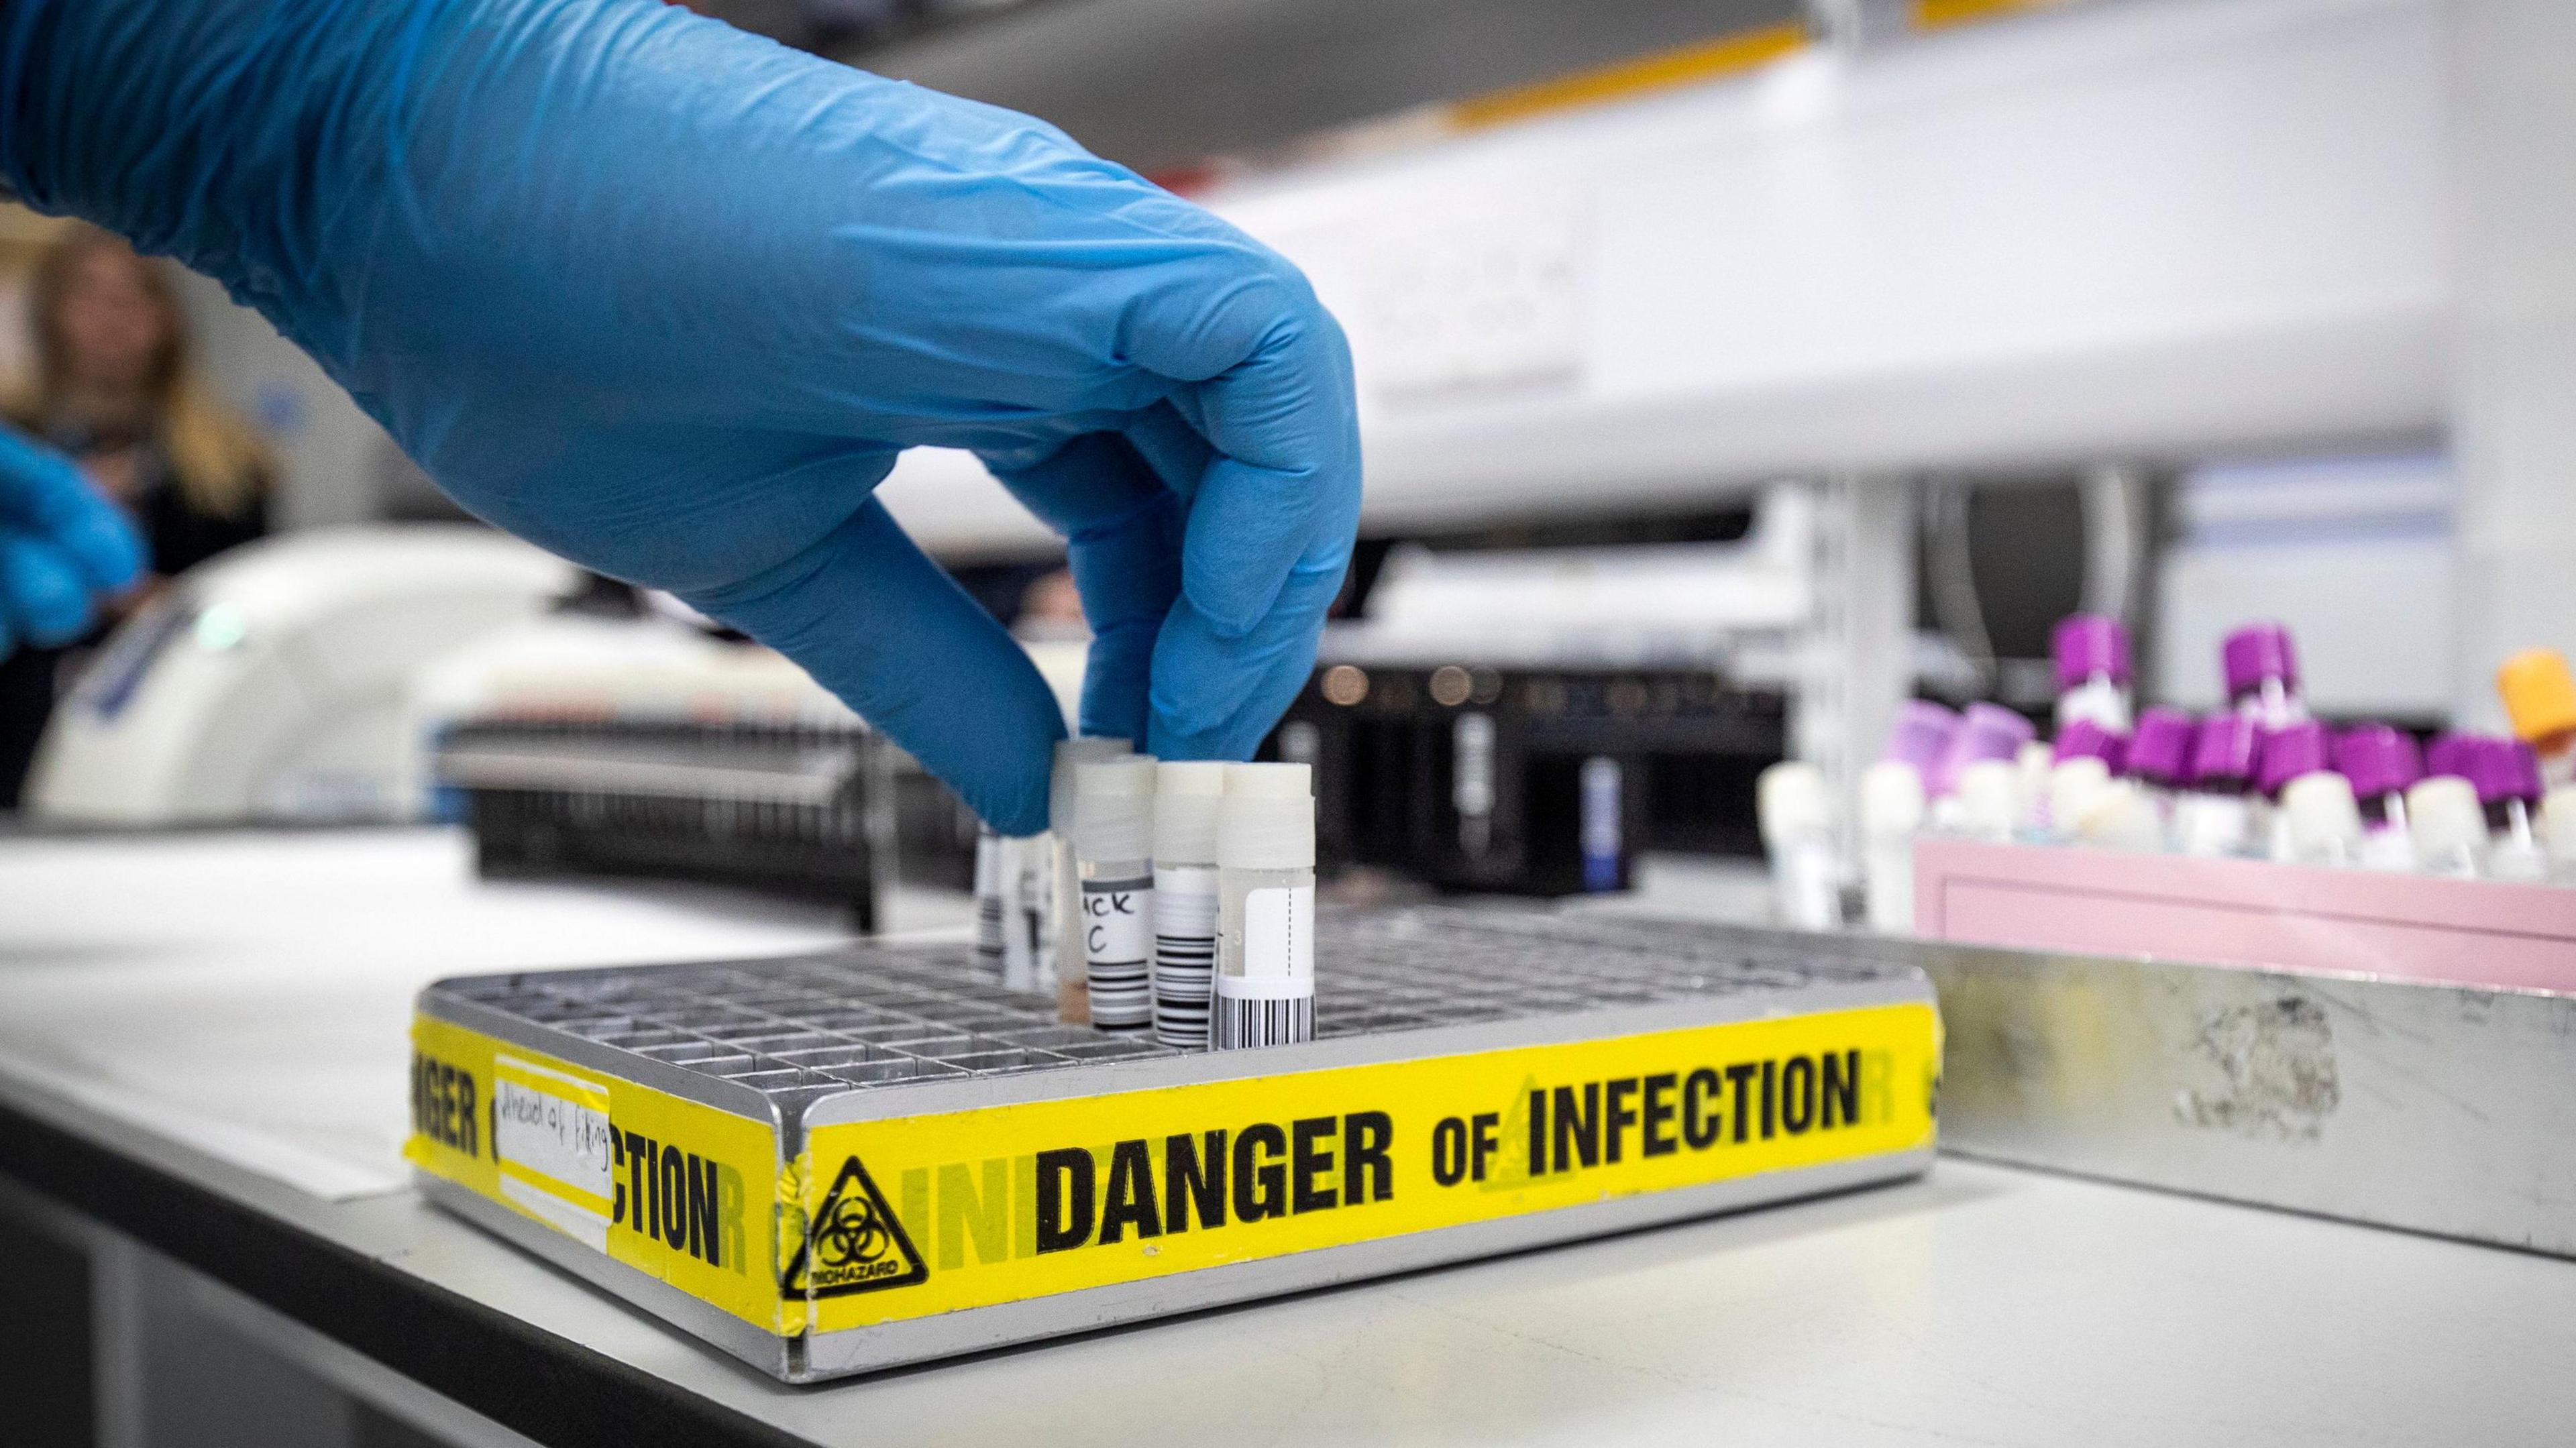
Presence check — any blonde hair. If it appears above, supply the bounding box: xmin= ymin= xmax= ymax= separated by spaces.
xmin=15 ymin=225 xmax=272 ymax=519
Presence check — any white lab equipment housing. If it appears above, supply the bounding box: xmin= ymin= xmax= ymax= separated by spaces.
xmin=28 ymin=525 xmax=576 ymax=825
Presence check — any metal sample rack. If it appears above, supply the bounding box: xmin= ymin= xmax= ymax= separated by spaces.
xmin=408 ymin=908 xmax=1940 ymax=1381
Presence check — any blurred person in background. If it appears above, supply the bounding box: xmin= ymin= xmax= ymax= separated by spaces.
xmin=0 ymin=225 xmax=274 ymax=807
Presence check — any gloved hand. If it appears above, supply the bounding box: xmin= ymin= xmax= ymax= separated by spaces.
xmin=1 ymin=0 xmax=1360 ymax=834
xmin=0 ymin=422 xmax=144 ymax=656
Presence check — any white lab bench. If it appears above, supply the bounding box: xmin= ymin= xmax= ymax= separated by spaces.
xmin=2 ymin=828 xmax=2571 ymax=1447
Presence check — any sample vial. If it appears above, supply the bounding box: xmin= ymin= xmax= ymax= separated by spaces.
xmin=1950 ymin=760 xmax=2021 ymax=844
xmin=2333 ymin=724 xmax=2422 ymax=873
xmin=999 ymin=834 xmax=1046 ymax=991
xmin=2279 ymin=772 xmax=2365 ymax=869
xmin=1755 ymin=761 xmax=1841 ymax=930
xmin=2406 ymin=775 xmax=2487 ymax=878
xmin=2176 ymin=712 xmax=2261 ymax=857
xmin=1151 ymin=761 xmax=1226 ymax=1050
xmin=2469 ymin=736 xmax=2548 ymax=883
xmin=1050 ymin=736 xmax=1132 ymax=1023
xmin=1214 ymin=763 xmax=1316 ymax=1050
xmin=2253 ymin=720 xmax=2335 ymax=862
xmin=971 ymin=826 xmax=1006 ymax=968
xmin=2046 ymin=718 xmax=2127 ymax=842
xmin=2222 ymin=623 xmax=2306 ymax=730
xmin=2051 ymin=614 xmax=2133 ymax=733
xmin=2126 ymin=706 xmax=2198 ymax=848
xmin=1925 ymin=704 xmax=2035 ymax=830
xmin=1072 ymin=757 xmax=1158 ymax=1032
xmin=2544 ymin=783 xmax=2576 ymax=885
xmin=1859 ymin=759 xmax=1925 ymax=932
xmin=2497 ymin=649 xmax=2576 ymax=789
xmin=1454 ymin=712 xmax=1496 ymax=860
xmin=1578 ymin=755 xmax=1623 ymax=892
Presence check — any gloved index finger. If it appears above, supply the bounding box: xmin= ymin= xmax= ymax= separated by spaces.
xmin=0 ymin=424 xmax=144 ymax=591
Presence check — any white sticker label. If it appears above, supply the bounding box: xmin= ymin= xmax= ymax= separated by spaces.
xmin=1242 ymin=884 xmax=1315 ymax=981
xmin=1081 ymin=876 xmax=1154 ymax=966
xmin=492 ymin=1056 xmax=615 ymax=1249
xmin=1153 ymin=865 xmax=1218 ymax=942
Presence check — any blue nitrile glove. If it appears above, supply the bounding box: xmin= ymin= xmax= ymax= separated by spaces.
xmin=0 ymin=0 xmax=1360 ymax=834
xmin=0 ymin=422 xmax=144 ymax=656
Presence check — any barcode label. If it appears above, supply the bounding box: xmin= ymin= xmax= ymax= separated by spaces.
xmin=1081 ymin=876 xmax=1155 ymax=1032
xmin=972 ymin=834 xmax=1004 ymax=962
xmin=1153 ymin=867 xmax=1218 ymax=1050
xmin=1213 ymin=979 xmax=1315 ymax=1050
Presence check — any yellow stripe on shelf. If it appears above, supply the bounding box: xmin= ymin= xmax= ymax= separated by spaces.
xmin=1450 ymin=21 xmax=1809 ymax=131
xmin=1913 ymin=0 xmax=2071 ymax=32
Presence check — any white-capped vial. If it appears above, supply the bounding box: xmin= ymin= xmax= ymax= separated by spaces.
xmin=1072 ymin=757 xmax=1158 ymax=1033
xmin=1215 ymin=762 xmax=1316 ymax=1049
xmin=2045 ymin=757 xmax=2112 ymax=845
xmin=2407 ymin=776 xmax=2487 ymax=879
xmin=2280 ymin=772 xmax=2364 ymax=868
xmin=1755 ymin=761 xmax=1840 ymax=931
xmin=1050 ymin=736 xmax=1132 ymax=1023
xmin=1151 ymin=761 xmax=1226 ymax=1049
xmin=2544 ymin=784 xmax=2576 ymax=885
xmin=2074 ymin=779 xmax=2168 ymax=852
xmin=1858 ymin=759 xmax=1925 ymax=933
xmin=1952 ymin=761 xmax=2021 ymax=844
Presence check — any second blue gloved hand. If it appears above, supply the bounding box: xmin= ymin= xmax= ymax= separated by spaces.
xmin=1 ymin=0 xmax=1360 ymax=834
xmin=0 ymin=423 xmax=143 ymax=657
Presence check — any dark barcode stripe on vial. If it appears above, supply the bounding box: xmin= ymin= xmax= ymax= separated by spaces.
xmin=1214 ymin=993 xmax=1313 ymax=1050
xmin=974 ymin=897 xmax=1005 ymax=960
xmin=1153 ymin=933 xmax=1214 ymax=1048
xmin=1086 ymin=957 xmax=1153 ymax=1032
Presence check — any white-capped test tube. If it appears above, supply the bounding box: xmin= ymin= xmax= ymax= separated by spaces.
xmin=1051 ymin=736 xmax=1132 ymax=1023
xmin=1756 ymin=761 xmax=1841 ymax=931
xmin=2279 ymin=772 xmax=2365 ymax=868
xmin=1859 ymin=759 xmax=1925 ymax=933
xmin=1214 ymin=762 xmax=1316 ymax=1050
xmin=1952 ymin=761 xmax=2022 ymax=844
xmin=1072 ymin=757 xmax=1158 ymax=1033
xmin=1152 ymin=762 xmax=1226 ymax=1049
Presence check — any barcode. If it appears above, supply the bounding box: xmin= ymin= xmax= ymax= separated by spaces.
xmin=1214 ymin=991 xmax=1313 ymax=1050
xmin=1154 ymin=932 xmax=1215 ymax=1050
xmin=973 ymin=896 xmax=1004 ymax=962
xmin=1085 ymin=956 xmax=1153 ymax=1032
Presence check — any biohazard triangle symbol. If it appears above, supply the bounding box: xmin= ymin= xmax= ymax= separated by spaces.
xmin=780 ymin=1154 xmax=928 ymax=1299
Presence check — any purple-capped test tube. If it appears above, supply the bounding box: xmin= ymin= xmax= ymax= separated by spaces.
xmin=1884 ymin=700 xmax=1960 ymax=781
xmin=2334 ymin=724 xmax=2421 ymax=871
xmin=2053 ymin=718 xmax=2129 ymax=775
xmin=2222 ymin=623 xmax=2306 ymax=730
xmin=2465 ymin=736 xmax=2548 ymax=881
xmin=1927 ymin=702 xmax=2033 ymax=801
xmin=2128 ymin=708 xmax=2196 ymax=788
xmin=2424 ymin=732 xmax=2477 ymax=783
xmin=2176 ymin=710 xmax=2263 ymax=856
xmin=2051 ymin=614 xmax=2133 ymax=733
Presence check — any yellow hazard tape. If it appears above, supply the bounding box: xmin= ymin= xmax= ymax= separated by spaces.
xmin=409 ymin=1002 xmax=1938 ymax=1340
xmin=407 ymin=1015 xmax=789 ymax=1333
xmin=798 ymin=1003 xmax=1937 ymax=1333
